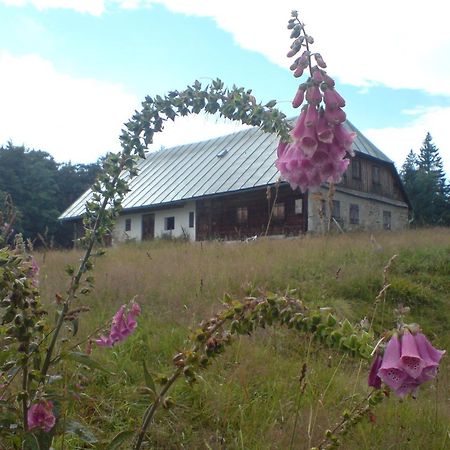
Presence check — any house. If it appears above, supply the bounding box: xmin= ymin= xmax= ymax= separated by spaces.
xmin=59 ymin=121 xmax=410 ymax=241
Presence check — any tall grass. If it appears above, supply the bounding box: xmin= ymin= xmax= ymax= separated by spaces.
xmin=37 ymin=228 xmax=450 ymax=449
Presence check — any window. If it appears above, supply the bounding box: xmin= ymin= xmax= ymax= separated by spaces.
xmin=372 ymin=165 xmax=381 ymax=185
xmin=294 ymin=198 xmax=303 ymax=214
xmin=189 ymin=211 xmax=195 ymax=228
xmin=237 ymin=207 xmax=248 ymax=224
xmin=332 ymin=200 xmax=341 ymax=219
xmin=164 ymin=216 xmax=175 ymax=231
xmin=273 ymin=203 xmax=285 ymax=221
xmin=383 ymin=210 xmax=391 ymax=230
xmin=349 ymin=204 xmax=359 ymax=225
xmin=352 ymin=160 xmax=361 ymax=180
xmin=125 ymin=218 xmax=131 ymax=232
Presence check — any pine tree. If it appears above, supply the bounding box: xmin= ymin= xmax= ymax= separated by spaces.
xmin=401 ymin=133 xmax=450 ymax=226
xmin=418 ymin=132 xmax=447 ymax=195
xmin=401 ymin=149 xmax=418 ymax=185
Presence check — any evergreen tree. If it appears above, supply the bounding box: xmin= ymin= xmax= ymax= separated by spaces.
xmin=401 ymin=133 xmax=450 ymax=226
xmin=418 ymin=132 xmax=448 ymax=195
xmin=0 ymin=143 xmax=100 ymax=246
xmin=401 ymin=149 xmax=418 ymax=185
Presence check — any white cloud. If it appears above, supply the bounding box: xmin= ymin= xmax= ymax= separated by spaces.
xmin=1 ymin=0 xmax=104 ymax=15
xmin=120 ymin=0 xmax=450 ymax=96
xmin=0 ymin=51 xmax=138 ymax=162
xmin=3 ymin=1 xmax=450 ymax=95
xmin=363 ymin=106 xmax=450 ymax=176
xmin=0 ymin=51 xmax=250 ymax=163
xmin=148 ymin=113 xmax=249 ymax=151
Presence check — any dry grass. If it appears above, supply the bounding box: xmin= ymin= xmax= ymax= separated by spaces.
xmin=35 ymin=227 xmax=450 ymax=449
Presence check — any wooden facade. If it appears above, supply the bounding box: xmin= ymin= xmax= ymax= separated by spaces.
xmin=342 ymin=155 xmax=406 ymax=203
xmin=196 ymin=185 xmax=307 ymax=240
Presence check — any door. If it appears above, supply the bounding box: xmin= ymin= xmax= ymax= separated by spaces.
xmin=142 ymin=213 xmax=155 ymax=240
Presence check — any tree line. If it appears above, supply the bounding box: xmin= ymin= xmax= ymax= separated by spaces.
xmin=0 ymin=134 xmax=448 ymax=248
xmin=400 ymin=133 xmax=450 ymax=226
xmin=0 ymin=142 xmax=100 ymax=247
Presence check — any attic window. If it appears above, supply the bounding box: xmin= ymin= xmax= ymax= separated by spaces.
xmin=372 ymin=165 xmax=381 ymax=185
xmin=216 ymin=149 xmax=228 ymax=158
xmin=352 ymin=160 xmax=361 ymax=180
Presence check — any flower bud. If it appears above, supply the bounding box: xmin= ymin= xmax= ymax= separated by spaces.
xmin=290 ymin=25 xmax=301 ymax=39
xmin=312 ymin=69 xmax=324 ymax=83
xmin=287 ymin=45 xmax=301 ymax=58
xmin=298 ymin=51 xmax=309 ymax=67
xmin=314 ymin=53 xmax=327 ymax=68
xmin=291 ymin=36 xmax=305 ymax=48
xmin=324 ymin=88 xmax=346 ymax=109
xmin=293 ymin=66 xmax=304 ymax=78
xmin=306 ymin=35 xmax=314 ymax=44
xmin=289 ymin=59 xmax=299 ymax=71
xmin=292 ymin=86 xmax=306 ymax=108
xmin=322 ymin=73 xmax=335 ymax=87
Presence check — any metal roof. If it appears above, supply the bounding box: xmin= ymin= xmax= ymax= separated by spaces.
xmin=59 ymin=120 xmax=393 ymax=220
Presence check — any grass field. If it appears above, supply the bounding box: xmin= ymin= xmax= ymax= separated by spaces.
xmin=37 ymin=228 xmax=450 ymax=449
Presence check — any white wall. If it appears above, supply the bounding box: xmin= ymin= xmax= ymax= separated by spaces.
xmin=112 ymin=201 xmax=196 ymax=243
xmin=154 ymin=201 xmax=196 ymax=240
xmin=114 ymin=212 xmax=143 ymax=242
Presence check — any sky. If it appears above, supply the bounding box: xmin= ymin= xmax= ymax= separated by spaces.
xmin=1 ymin=0 xmax=450 ymax=176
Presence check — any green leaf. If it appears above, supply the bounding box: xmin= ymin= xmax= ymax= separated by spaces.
xmin=105 ymin=429 xmax=135 ymax=450
xmin=22 ymin=433 xmax=40 ymax=450
xmin=70 ymin=318 xmax=79 ymax=336
xmin=65 ymin=419 xmax=98 ymax=444
xmin=64 ymin=352 xmax=113 ymax=374
xmin=142 ymin=360 xmax=156 ymax=395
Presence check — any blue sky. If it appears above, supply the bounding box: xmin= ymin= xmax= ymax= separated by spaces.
xmin=1 ymin=0 xmax=449 ymax=175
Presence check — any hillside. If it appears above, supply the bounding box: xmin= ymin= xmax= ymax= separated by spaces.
xmin=37 ymin=228 xmax=450 ymax=449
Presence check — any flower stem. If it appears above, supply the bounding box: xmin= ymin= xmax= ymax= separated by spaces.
xmin=133 ymin=367 xmax=183 ymax=450
xmin=40 ymin=164 xmax=124 ymax=380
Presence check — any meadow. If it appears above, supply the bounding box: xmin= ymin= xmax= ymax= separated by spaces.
xmin=37 ymin=228 xmax=450 ymax=449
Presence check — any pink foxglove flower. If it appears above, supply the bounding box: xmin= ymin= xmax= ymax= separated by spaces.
xmin=378 ymin=333 xmax=407 ymax=391
xmin=368 ymin=353 xmax=383 ymax=389
xmin=278 ymin=14 xmax=355 ymax=192
xmin=316 ymin=115 xmax=334 ymax=144
xmin=291 ymin=109 xmax=307 ymax=139
xmin=305 ymin=85 xmax=322 ymax=106
xmin=292 ymin=86 xmax=306 ymax=108
xmin=28 ymin=400 xmax=56 ymax=432
xmin=324 ymin=106 xmax=346 ymax=125
xmin=305 ymin=104 xmax=319 ymax=127
xmin=400 ymin=330 xmax=425 ymax=379
xmin=299 ymin=126 xmax=318 ymax=157
xmin=96 ymin=301 xmax=141 ymax=347
xmin=323 ymin=88 xmax=346 ymax=109
xmin=369 ymin=330 xmax=445 ymax=397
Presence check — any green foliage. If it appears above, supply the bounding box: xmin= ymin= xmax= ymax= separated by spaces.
xmin=401 ymin=133 xmax=450 ymax=225
xmin=0 ymin=143 xmax=100 ymax=246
